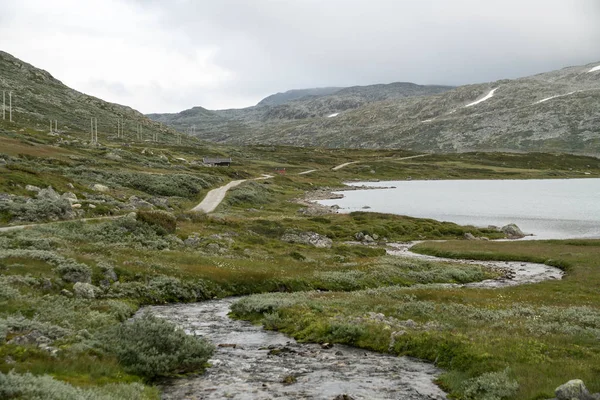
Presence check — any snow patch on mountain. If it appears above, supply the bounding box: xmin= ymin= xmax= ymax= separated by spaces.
xmin=328 ymin=113 xmax=340 ymax=118
xmin=465 ymin=88 xmax=498 ymax=107
xmin=588 ymin=65 xmax=600 ymax=73
xmin=535 ymin=91 xmax=579 ymax=104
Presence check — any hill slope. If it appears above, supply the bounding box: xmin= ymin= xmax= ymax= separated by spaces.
xmin=149 ymin=63 xmax=600 ymax=154
xmin=0 ymin=51 xmax=179 ymax=142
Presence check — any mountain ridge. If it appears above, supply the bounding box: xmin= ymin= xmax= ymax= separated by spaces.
xmin=0 ymin=50 xmax=179 ymax=142
xmin=148 ymin=61 xmax=600 ymax=155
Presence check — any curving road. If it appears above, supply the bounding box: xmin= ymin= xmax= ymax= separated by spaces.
xmin=191 ymin=175 xmax=274 ymax=214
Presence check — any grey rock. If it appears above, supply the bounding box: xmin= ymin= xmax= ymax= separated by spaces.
xmin=555 ymin=379 xmax=596 ymax=400
xmin=185 ymin=234 xmax=203 ymax=247
xmin=105 ymin=152 xmax=122 ymax=161
xmin=60 ymin=289 xmax=73 ymax=297
xmin=205 ymin=243 xmax=221 ymax=254
xmin=281 ymin=231 xmax=333 ymax=248
xmin=148 ymin=197 xmax=170 ymax=209
xmin=129 ymin=196 xmax=154 ymax=209
xmin=464 ymin=232 xmax=477 ymax=240
xmin=8 ymin=330 xmax=51 ymax=346
xmin=73 ymin=282 xmax=99 ymax=299
xmin=92 ymin=184 xmax=109 ymax=192
xmin=25 ymin=184 xmax=41 ymax=192
xmin=61 ymin=192 xmax=78 ymax=202
xmin=363 ymin=235 xmax=375 ymax=243
xmin=502 ymin=223 xmax=525 ymax=239
xmin=354 ymin=232 xmax=365 ymax=241
xmin=36 ymin=186 xmax=60 ymax=201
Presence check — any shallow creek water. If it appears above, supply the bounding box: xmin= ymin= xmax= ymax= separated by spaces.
xmin=139 ymin=243 xmax=563 ymax=400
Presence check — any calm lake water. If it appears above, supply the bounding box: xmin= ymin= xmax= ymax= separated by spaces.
xmin=318 ymin=179 xmax=600 ymax=240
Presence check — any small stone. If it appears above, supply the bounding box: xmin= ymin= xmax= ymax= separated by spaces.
xmin=92 ymin=184 xmax=109 ymax=192
xmin=354 ymin=232 xmax=365 ymax=241
xmin=67 ymin=183 xmax=75 ymax=189
xmin=88 ymin=204 xmax=96 ymax=209
xmin=72 ymin=204 xmax=82 ymax=208
xmin=464 ymin=232 xmax=477 ymax=240
xmin=321 ymin=343 xmax=333 ymax=349
xmin=73 ymin=282 xmax=98 ymax=299
xmin=363 ymin=235 xmax=374 ymax=243
xmin=60 ymin=289 xmax=73 ymax=297
xmin=25 ymin=184 xmax=41 ymax=192
xmin=218 ymin=343 xmax=237 ymax=348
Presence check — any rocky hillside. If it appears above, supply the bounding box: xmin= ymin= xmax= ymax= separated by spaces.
xmin=149 ymin=62 xmax=600 ymax=154
xmin=257 ymin=87 xmax=343 ymax=106
xmin=0 ymin=51 xmax=178 ymax=141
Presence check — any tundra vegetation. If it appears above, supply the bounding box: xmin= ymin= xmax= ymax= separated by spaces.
xmin=0 ymin=125 xmax=600 ymax=399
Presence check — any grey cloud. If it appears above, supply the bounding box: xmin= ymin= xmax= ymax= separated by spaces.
xmin=132 ymin=0 xmax=600 ymax=110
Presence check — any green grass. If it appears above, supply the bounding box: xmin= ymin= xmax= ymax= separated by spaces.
xmin=2 ymin=126 xmax=600 ymax=399
xmin=232 ymin=240 xmax=600 ymax=399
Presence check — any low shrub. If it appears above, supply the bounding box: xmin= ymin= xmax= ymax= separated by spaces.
xmin=0 ymin=371 xmax=152 ymax=400
xmin=136 ymin=210 xmax=177 ymax=234
xmin=0 ymin=195 xmax=74 ymax=223
xmin=101 ymin=314 xmax=214 ymax=379
xmin=225 ymin=181 xmax=273 ymax=206
xmin=461 ymin=368 xmax=519 ymax=400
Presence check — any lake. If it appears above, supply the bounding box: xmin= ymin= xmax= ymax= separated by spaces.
xmin=317 ymin=179 xmax=600 ymax=240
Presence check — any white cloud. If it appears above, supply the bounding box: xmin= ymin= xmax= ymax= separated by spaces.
xmin=0 ymin=0 xmax=599 ymax=113
xmin=0 ymin=0 xmax=233 ymax=112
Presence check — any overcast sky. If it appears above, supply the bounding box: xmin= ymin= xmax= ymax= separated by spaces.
xmin=0 ymin=0 xmax=599 ymax=113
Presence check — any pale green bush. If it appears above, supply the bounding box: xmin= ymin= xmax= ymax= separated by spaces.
xmin=461 ymin=368 xmax=519 ymax=400
xmin=0 ymin=371 xmax=151 ymax=400
xmin=102 ymin=314 xmax=214 ymax=379
xmin=225 ymin=181 xmax=273 ymax=206
xmin=231 ymin=292 xmax=312 ymax=315
xmin=0 ymin=318 xmax=8 ymax=343
xmin=0 ymin=278 xmax=21 ymax=301
xmin=0 ymin=195 xmax=73 ymax=223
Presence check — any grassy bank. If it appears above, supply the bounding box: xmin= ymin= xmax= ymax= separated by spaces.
xmin=232 ymin=240 xmax=600 ymax=399
xmin=2 ymin=127 xmax=600 ymax=398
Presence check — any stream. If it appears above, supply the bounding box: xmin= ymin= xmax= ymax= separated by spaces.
xmin=138 ymin=243 xmax=564 ymax=400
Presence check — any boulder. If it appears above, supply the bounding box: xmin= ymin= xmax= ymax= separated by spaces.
xmin=36 ymin=186 xmax=61 ymax=201
xmin=354 ymin=232 xmax=365 ymax=241
xmin=363 ymin=235 xmax=375 ymax=243
xmin=8 ymin=330 xmax=51 ymax=346
xmin=205 ymin=243 xmax=221 ymax=254
xmin=105 ymin=152 xmax=122 ymax=161
xmin=61 ymin=192 xmax=78 ymax=202
xmin=502 ymin=223 xmax=525 ymax=239
xmin=92 ymin=184 xmax=109 ymax=192
xmin=128 ymin=196 xmax=154 ymax=209
xmin=555 ymin=380 xmax=597 ymax=400
xmin=184 ymin=234 xmax=203 ymax=247
xmin=281 ymin=231 xmax=333 ymax=248
xmin=464 ymin=232 xmax=477 ymax=240
xmin=73 ymin=282 xmax=99 ymax=299
xmin=25 ymin=184 xmax=41 ymax=192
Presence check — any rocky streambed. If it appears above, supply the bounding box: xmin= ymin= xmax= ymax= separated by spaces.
xmin=139 ymin=243 xmax=564 ymax=400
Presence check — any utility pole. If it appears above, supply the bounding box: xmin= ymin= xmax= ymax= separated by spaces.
xmin=55 ymin=120 xmax=57 ymax=132
xmin=91 ymin=118 xmax=94 ymax=143
xmin=2 ymin=91 xmax=5 ymax=120
xmin=9 ymin=91 xmax=12 ymax=122
xmin=50 ymin=120 xmax=53 ymax=133
xmin=95 ymin=117 xmax=98 ymax=143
